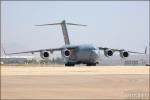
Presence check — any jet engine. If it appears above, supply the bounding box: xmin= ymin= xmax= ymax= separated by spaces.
xmin=104 ymin=49 xmax=113 ymax=57
xmin=62 ymin=49 xmax=71 ymax=57
xmin=120 ymin=50 xmax=129 ymax=58
xmin=40 ymin=51 xmax=50 ymax=59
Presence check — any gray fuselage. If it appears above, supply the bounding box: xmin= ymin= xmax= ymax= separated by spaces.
xmin=61 ymin=44 xmax=100 ymax=65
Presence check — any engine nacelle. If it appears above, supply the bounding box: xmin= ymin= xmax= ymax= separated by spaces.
xmin=40 ymin=51 xmax=49 ymax=59
xmin=62 ymin=49 xmax=71 ymax=57
xmin=120 ymin=50 xmax=129 ymax=58
xmin=104 ymin=49 xmax=113 ymax=57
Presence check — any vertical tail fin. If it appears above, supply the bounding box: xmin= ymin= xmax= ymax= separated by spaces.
xmin=35 ymin=20 xmax=87 ymax=45
xmin=60 ymin=20 xmax=70 ymax=45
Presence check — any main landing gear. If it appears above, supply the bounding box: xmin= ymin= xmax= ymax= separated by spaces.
xmin=65 ymin=63 xmax=75 ymax=66
xmin=86 ymin=63 xmax=96 ymax=66
xmin=65 ymin=63 xmax=97 ymax=66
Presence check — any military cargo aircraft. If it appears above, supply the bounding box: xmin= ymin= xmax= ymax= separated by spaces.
xmin=7 ymin=20 xmax=146 ymax=66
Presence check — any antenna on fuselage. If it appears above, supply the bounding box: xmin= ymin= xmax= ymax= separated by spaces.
xmin=35 ymin=20 xmax=87 ymax=45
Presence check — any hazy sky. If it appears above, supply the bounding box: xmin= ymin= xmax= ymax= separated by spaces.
xmin=1 ymin=1 xmax=149 ymax=56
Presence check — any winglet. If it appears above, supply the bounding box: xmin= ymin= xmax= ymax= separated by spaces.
xmin=1 ymin=46 xmax=8 ymax=55
xmin=144 ymin=46 xmax=147 ymax=54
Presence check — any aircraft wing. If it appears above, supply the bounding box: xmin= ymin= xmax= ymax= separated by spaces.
xmin=6 ymin=47 xmax=63 ymax=55
xmin=5 ymin=45 xmax=78 ymax=55
xmin=98 ymin=47 xmax=146 ymax=54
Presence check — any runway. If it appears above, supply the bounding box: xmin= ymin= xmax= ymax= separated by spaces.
xmin=1 ymin=65 xmax=149 ymax=99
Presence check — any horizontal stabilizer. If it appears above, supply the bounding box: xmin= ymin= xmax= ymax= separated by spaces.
xmin=35 ymin=20 xmax=87 ymax=27
xmin=66 ymin=23 xmax=87 ymax=26
xmin=35 ymin=23 xmax=61 ymax=26
xmin=35 ymin=20 xmax=87 ymax=45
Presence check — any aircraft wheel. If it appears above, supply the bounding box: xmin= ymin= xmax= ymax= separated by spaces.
xmin=65 ymin=63 xmax=75 ymax=67
xmin=86 ymin=63 xmax=96 ymax=66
